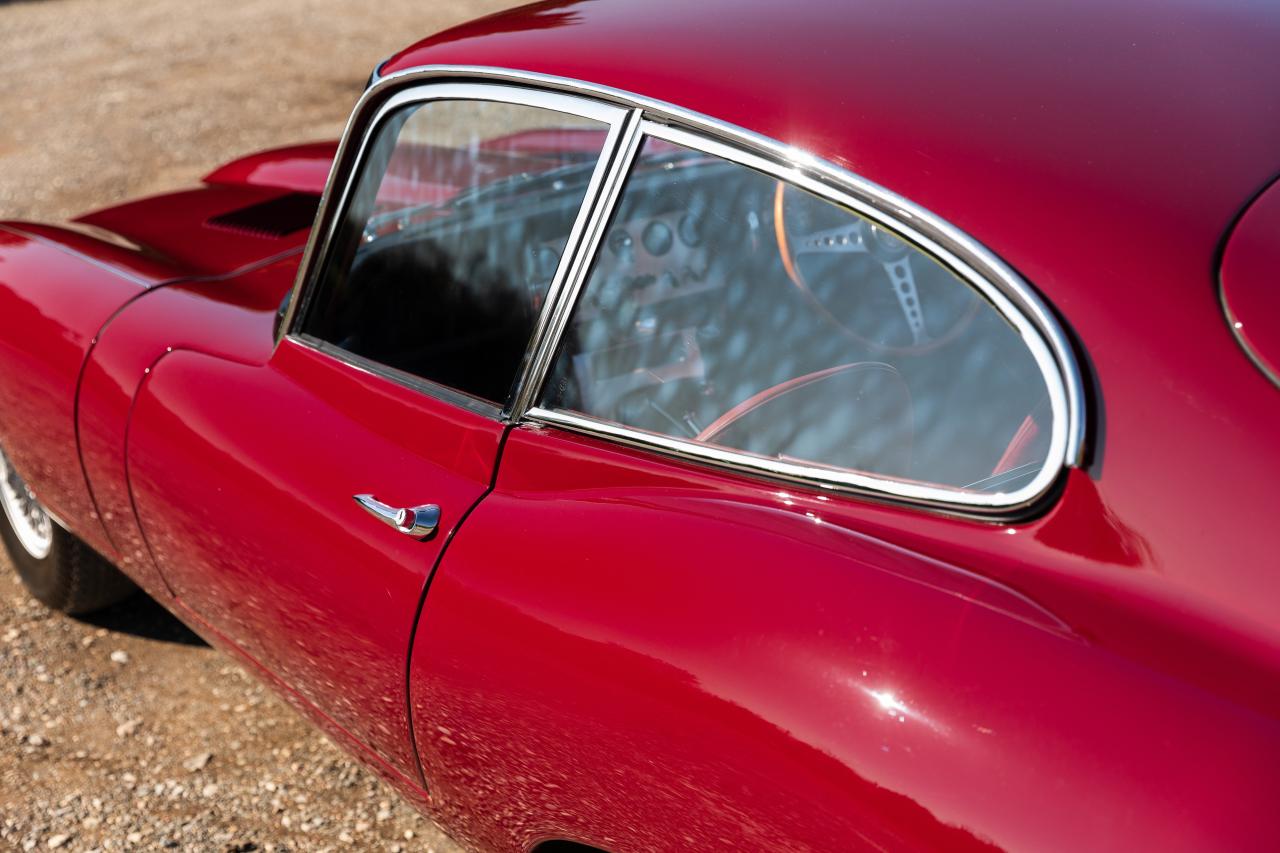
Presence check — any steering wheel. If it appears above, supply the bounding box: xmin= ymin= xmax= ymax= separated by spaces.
xmin=773 ymin=182 xmax=980 ymax=355
xmin=695 ymin=361 xmax=914 ymax=478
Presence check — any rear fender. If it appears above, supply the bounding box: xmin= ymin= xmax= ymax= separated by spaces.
xmin=202 ymin=142 xmax=338 ymax=196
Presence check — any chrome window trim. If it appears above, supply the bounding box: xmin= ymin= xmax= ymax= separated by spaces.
xmin=276 ymin=80 xmax=630 ymax=415
xmin=526 ymin=405 xmax=1054 ymax=510
xmin=279 ymin=64 xmax=1087 ymax=514
xmin=506 ymin=108 xmax=645 ymax=418
xmin=290 ymin=334 xmax=504 ymax=419
xmin=539 ymin=120 xmax=1069 ymax=510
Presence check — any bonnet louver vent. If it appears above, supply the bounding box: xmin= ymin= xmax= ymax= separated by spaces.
xmin=206 ymin=192 xmax=320 ymax=239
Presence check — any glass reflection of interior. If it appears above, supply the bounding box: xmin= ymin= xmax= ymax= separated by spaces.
xmin=303 ymin=99 xmax=607 ymax=406
xmin=541 ymin=137 xmax=1052 ymax=493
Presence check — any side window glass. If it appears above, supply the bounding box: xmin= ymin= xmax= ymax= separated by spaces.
xmin=302 ymin=98 xmax=610 ymax=406
xmin=540 ymin=136 xmax=1055 ymax=495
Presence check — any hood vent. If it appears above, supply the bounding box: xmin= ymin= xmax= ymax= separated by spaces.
xmin=206 ymin=192 xmax=320 ymax=239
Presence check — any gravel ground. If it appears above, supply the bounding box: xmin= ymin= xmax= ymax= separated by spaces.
xmin=0 ymin=564 xmax=454 ymax=851
xmin=0 ymin=0 xmax=513 ymax=850
xmin=0 ymin=0 xmax=511 ymax=221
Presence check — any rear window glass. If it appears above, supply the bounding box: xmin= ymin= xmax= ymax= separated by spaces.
xmin=540 ymin=136 xmax=1054 ymax=495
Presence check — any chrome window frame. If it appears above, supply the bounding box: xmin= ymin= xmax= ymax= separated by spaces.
xmin=277 ymin=81 xmax=631 ymax=413
xmin=278 ymin=65 xmax=1087 ymax=515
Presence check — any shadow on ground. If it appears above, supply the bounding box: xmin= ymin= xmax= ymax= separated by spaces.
xmin=77 ymin=590 xmax=208 ymax=647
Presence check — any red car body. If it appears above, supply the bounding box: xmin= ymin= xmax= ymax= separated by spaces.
xmin=2 ymin=1 xmax=1280 ymax=850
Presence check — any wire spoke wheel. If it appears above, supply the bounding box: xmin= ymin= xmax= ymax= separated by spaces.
xmin=0 ymin=449 xmax=53 ymax=560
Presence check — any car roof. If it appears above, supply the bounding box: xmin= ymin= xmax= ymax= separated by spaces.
xmin=382 ymin=0 xmax=1280 ymax=309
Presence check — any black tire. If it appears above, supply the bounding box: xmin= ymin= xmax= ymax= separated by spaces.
xmin=0 ymin=450 xmax=135 ymax=614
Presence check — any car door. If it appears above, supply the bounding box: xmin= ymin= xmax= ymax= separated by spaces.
xmin=125 ymin=84 xmax=627 ymax=783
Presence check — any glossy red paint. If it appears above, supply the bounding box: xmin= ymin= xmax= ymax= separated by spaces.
xmin=78 ymin=184 xmax=315 ymax=276
xmin=77 ymin=255 xmax=300 ymax=600
xmin=0 ymin=221 xmax=188 ymax=282
xmin=1221 ymin=176 xmax=1280 ymax=387
xmin=0 ymin=2 xmax=1276 ymax=850
xmin=203 ymin=142 xmax=339 ymax=196
xmin=168 ymin=592 xmax=435 ymax=815
xmin=126 ymin=338 xmax=503 ymax=783
xmin=387 ymin=0 xmax=1280 ymax=273
xmin=0 ymin=225 xmax=160 ymax=559
xmin=411 ymin=426 xmax=1280 ymax=851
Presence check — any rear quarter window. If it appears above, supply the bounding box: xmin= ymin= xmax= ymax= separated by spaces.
xmin=538 ymin=132 xmax=1064 ymax=504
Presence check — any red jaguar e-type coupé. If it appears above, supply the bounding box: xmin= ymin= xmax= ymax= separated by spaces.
xmin=2 ymin=1 xmax=1279 ymax=849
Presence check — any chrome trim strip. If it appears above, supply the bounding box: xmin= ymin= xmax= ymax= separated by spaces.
xmin=507 ymin=108 xmax=645 ymax=419
xmin=280 ymin=64 xmax=1087 ymax=513
xmin=526 ymin=407 xmax=1033 ymax=511
xmin=287 ymin=334 xmax=503 ymax=419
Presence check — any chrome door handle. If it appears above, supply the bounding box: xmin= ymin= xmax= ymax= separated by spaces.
xmin=353 ymin=494 xmax=440 ymax=539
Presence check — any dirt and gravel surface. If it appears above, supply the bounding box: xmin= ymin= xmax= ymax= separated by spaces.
xmin=0 ymin=566 xmax=456 ymax=852
xmin=0 ymin=1 xmax=513 ymax=850
xmin=0 ymin=0 xmax=513 ymax=221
